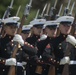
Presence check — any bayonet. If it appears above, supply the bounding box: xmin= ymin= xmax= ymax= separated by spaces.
xmin=58 ymin=4 xmax=63 ymax=16
xmin=29 ymin=0 xmax=32 ymax=6
xmin=55 ymin=4 xmax=63 ymax=19
xmin=54 ymin=0 xmax=57 ymax=9
xmin=46 ymin=3 xmax=50 ymax=15
xmin=16 ymin=5 xmax=21 ymax=16
xmin=24 ymin=0 xmax=33 ymax=16
xmin=8 ymin=0 xmax=14 ymax=9
xmin=68 ymin=2 xmax=75 ymax=16
xmin=41 ymin=3 xmax=47 ymax=18
xmin=2 ymin=0 xmax=14 ymax=19
xmin=63 ymin=0 xmax=71 ymax=16
xmin=67 ymin=0 xmax=71 ymax=9
xmin=35 ymin=9 xmax=40 ymax=19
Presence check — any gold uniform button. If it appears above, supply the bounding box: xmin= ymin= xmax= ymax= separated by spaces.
xmin=57 ymin=61 xmax=59 ymax=64
xmin=54 ymin=60 xmax=56 ymax=62
xmin=3 ymin=60 xmax=5 ymax=62
xmin=20 ymin=48 xmax=22 ymax=51
xmin=18 ymin=44 xmax=21 ymax=48
xmin=15 ymin=45 xmax=17 ymax=46
xmin=11 ymin=44 xmax=14 ymax=46
xmin=30 ymin=65 xmax=32 ymax=67
xmin=57 ymin=68 xmax=59 ymax=70
xmin=11 ymin=40 xmax=13 ymax=42
xmin=63 ymin=35 xmax=66 ymax=37
xmin=59 ymin=47 xmax=61 ymax=49
xmin=28 ymin=43 xmax=30 ymax=45
xmin=50 ymin=58 xmax=53 ymax=61
xmin=5 ymin=49 xmax=6 ymax=50
xmin=3 ymin=69 xmax=5 ymax=71
xmin=59 ymin=43 xmax=61 ymax=45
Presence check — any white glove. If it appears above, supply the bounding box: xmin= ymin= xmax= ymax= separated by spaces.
xmin=60 ymin=57 xmax=70 ymax=65
xmin=13 ymin=34 xmax=24 ymax=46
xmin=5 ymin=58 xmax=16 ymax=66
xmin=40 ymin=34 xmax=47 ymax=41
xmin=66 ymin=35 xmax=76 ymax=46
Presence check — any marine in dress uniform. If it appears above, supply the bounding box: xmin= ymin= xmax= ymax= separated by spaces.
xmin=25 ymin=18 xmax=46 ymax=75
xmin=0 ymin=16 xmax=37 ymax=75
xmin=36 ymin=21 xmax=59 ymax=75
xmin=21 ymin=24 xmax=33 ymax=41
xmin=66 ymin=35 xmax=76 ymax=75
xmin=50 ymin=16 xmax=74 ymax=75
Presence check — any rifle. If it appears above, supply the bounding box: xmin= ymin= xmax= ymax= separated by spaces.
xmin=1 ymin=0 xmax=14 ymax=38
xmin=7 ymin=0 xmax=32 ymax=75
xmin=62 ymin=43 xmax=73 ymax=75
xmin=2 ymin=0 xmax=14 ymax=19
xmin=16 ymin=5 xmax=21 ymax=17
xmin=71 ymin=15 xmax=76 ymax=36
xmin=63 ymin=0 xmax=71 ymax=16
xmin=17 ymin=0 xmax=32 ymax=34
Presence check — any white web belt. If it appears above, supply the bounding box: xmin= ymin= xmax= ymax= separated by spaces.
xmin=69 ymin=61 xmax=76 ymax=65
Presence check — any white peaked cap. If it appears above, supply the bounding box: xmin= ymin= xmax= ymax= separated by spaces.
xmin=30 ymin=19 xmax=46 ymax=25
xmin=2 ymin=16 xmax=20 ymax=24
xmin=22 ymin=25 xmax=33 ymax=31
xmin=43 ymin=20 xmax=60 ymax=29
xmin=56 ymin=16 xmax=74 ymax=24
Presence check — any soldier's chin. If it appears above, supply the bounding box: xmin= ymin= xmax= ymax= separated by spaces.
xmin=10 ymin=33 xmax=16 ymax=36
xmin=64 ymin=32 xmax=70 ymax=35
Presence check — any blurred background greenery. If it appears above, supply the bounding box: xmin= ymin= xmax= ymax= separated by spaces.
xmin=0 ymin=0 xmax=76 ymax=24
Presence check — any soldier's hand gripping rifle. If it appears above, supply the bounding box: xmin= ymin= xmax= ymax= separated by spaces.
xmin=63 ymin=0 xmax=71 ymax=16
xmin=2 ymin=0 xmax=14 ymax=19
xmin=7 ymin=0 xmax=32 ymax=75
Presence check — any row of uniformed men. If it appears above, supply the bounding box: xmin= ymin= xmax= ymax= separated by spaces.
xmin=0 ymin=15 xmax=76 ymax=75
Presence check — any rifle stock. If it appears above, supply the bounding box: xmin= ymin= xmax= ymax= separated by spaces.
xmin=8 ymin=42 xmax=19 ymax=75
xmin=62 ymin=43 xmax=73 ymax=75
xmin=48 ymin=66 xmax=55 ymax=75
